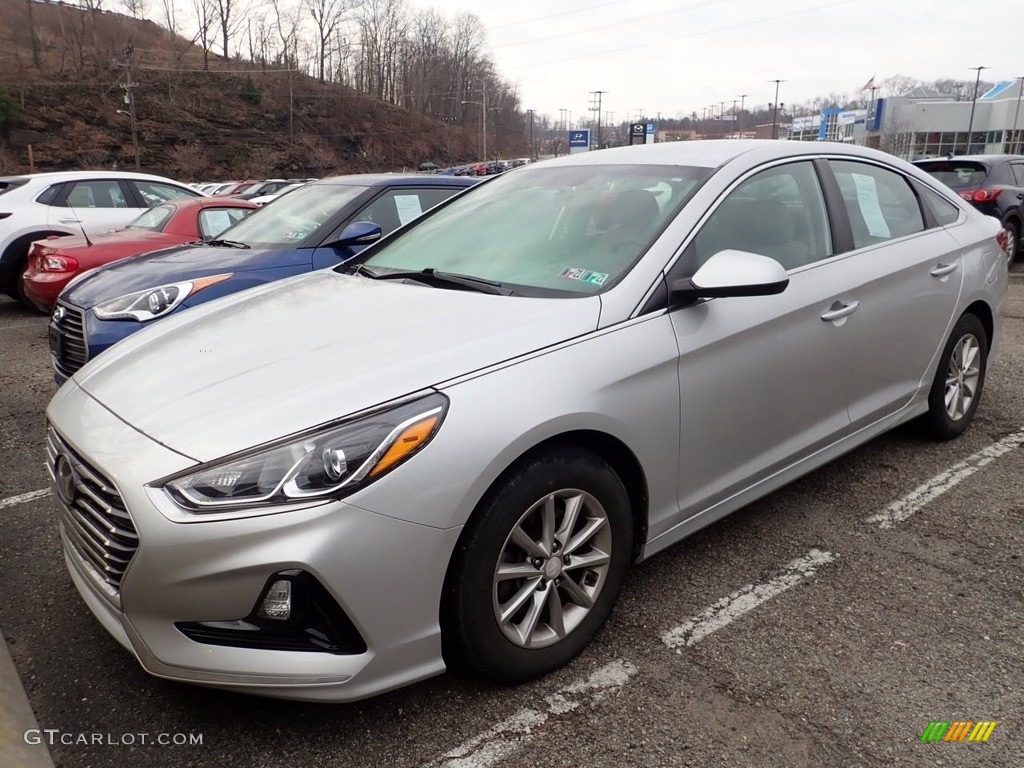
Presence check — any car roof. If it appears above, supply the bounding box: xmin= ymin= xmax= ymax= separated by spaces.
xmin=314 ymin=173 xmax=478 ymax=188
xmin=0 ymin=170 xmax=187 ymax=183
xmin=537 ymin=139 xmax=906 ymax=170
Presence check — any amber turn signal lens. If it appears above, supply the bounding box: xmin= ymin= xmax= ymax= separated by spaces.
xmin=369 ymin=415 xmax=441 ymax=477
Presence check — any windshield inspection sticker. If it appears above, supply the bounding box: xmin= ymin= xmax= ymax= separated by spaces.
xmin=559 ymin=267 xmax=609 ymax=285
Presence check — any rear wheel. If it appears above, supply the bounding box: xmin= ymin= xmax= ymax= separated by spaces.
xmin=919 ymin=313 xmax=987 ymax=440
xmin=1003 ymin=219 xmax=1020 ymax=261
xmin=443 ymin=448 xmax=633 ymax=683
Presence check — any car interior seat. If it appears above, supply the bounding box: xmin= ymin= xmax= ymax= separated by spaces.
xmin=734 ymin=199 xmax=810 ymax=269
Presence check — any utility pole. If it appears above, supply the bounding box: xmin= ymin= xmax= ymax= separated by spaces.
xmin=1010 ymin=76 xmax=1024 ymax=154
xmin=116 ymin=44 xmax=141 ymax=171
xmin=769 ymin=79 xmax=785 ymax=140
xmin=737 ymin=94 xmax=749 ymax=138
xmin=461 ymin=81 xmax=488 ymax=160
xmin=526 ymin=109 xmax=535 ymax=159
xmin=589 ymin=90 xmax=606 ymax=150
xmin=966 ymin=66 xmax=989 ymax=153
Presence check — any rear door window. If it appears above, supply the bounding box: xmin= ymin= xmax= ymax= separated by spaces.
xmin=830 ymin=161 xmax=925 ymax=248
xmin=60 ymin=180 xmax=131 ymax=209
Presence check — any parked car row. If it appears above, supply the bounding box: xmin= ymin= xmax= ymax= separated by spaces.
xmin=190 ymin=178 xmax=317 ymax=198
xmin=419 ymin=158 xmax=532 ymax=177
xmin=43 ymin=140 xmax=1009 ymax=704
xmin=0 ymin=171 xmax=202 ymax=303
xmin=48 ymin=173 xmax=479 ymax=381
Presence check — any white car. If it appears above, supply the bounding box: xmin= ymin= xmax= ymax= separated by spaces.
xmin=0 ymin=171 xmax=199 ymax=303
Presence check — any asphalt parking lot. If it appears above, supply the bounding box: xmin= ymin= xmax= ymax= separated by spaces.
xmin=1 ymin=274 xmax=1022 ymax=768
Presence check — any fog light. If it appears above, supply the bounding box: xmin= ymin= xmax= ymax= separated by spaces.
xmin=258 ymin=579 xmax=292 ymax=620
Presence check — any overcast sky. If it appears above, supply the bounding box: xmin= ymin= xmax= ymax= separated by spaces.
xmin=408 ymin=0 xmax=1022 ymax=124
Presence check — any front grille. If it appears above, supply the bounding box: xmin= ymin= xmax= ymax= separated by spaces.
xmin=51 ymin=302 xmax=88 ymax=379
xmin=46 ymin=426 xmax=138 ymax=595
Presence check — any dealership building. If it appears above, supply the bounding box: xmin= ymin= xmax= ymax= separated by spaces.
xmin=785 ymin=80 xmax=1024 ymax=159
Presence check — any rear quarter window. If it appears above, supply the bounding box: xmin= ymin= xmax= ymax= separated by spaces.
xmin=0 ymin=178 xmax=29 ymax=197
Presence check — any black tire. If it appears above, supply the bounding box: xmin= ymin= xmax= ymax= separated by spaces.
xmin=919 ymin=313 xmax=988 ymax=441
xmin=442 ymin=447 xmax=632 ymax=683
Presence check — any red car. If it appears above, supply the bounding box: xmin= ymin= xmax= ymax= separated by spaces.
xmin=23 ymin=197 xmax=257 ymax=311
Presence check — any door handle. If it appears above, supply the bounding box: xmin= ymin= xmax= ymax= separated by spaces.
xmin=58 ymin=218 xmax=81 ymax=224
xmin=929 ymin=262 xmax=958 ymax=278
xmin=820 ymin=300 xmax=860 ymax=322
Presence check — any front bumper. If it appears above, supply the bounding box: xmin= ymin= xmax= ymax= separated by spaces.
xmin=46 ymin=381 xmax=459 ymax=701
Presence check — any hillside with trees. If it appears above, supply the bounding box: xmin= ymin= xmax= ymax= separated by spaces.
xmin=0 ymin=0 xmax=528 ymax=179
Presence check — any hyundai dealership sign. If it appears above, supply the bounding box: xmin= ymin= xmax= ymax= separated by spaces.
xmin=569 ymin=129 xmax=591 ymax=154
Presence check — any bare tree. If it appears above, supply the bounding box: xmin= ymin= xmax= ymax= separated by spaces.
xmin=355 ymin=0 xmax=408 ymax=102
xmin=878 ymin=108 xmax=916 ymax=159
xmin=305 ymin=0 xmax=348 ymax=83
xmin=122 ymin=0 xmax=147 ymax=19
xmin=880 ymin=74 xmax=920 ymax=98
xmin=192 ymin=0 xmax=217 ymax=69
xmin=212 ymin=0 xmax=248 ymax=60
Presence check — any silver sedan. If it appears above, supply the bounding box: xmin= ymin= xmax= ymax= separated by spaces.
xmin=46 ymin=140 xmax=1009 ymax=701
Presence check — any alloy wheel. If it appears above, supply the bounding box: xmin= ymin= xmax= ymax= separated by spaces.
xmin=944 ymin=333 xmax=981 ymax=421
xmin=492 ymin=489 xmax=612 ymax=649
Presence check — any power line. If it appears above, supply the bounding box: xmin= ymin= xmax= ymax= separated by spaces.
xmin=491 ymin=0 xmax=735 ymax=50
xmin=506 ymin=0 xmax=857 ymax=71
xmin=489 ymin=0 xmax=634 ymax=30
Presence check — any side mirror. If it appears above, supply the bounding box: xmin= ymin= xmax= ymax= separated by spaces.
xmin=328 ymin=220 xmax=384 ymax=248
xmin=670 ymin=249 xmax=789 ymax=303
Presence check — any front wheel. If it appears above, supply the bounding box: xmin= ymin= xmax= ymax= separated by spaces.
xmin=919 ymin=313 xmax=988 ymax=440
xmin=442 ymin=448 xmax=633 ymax=683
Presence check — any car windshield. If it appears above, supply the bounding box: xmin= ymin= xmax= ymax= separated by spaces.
xmin=916 ymin=161 xmax=989 ymax=188
xmin=358 ymin=164 xmax=709 ymax=296
xmin=218 ymin=183 xmax=368 ymax=246
xmin=127 ymin=203 xmax=175 ymax=231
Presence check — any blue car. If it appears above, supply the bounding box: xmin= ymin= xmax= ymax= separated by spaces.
xmin=50 ymin=173 xmax=477 ymax=382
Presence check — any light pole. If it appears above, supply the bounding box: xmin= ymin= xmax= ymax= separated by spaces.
xmin=769 ymin=79 xmax=785 ymax=140
xmin=461 ymin=82 xmax=488 ymax=161
xmin=737 ymin=94 xmax=749 ymax=137
xmin=965 ymin=65 xmax=988 ymax=153
xmin=1009 ymin=76 xmax=1024 ymax=154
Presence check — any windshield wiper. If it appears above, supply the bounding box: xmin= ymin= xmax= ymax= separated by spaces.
xmin=356 ymin=265 xmax=513 ymax=295
xmin=205 ymin=238 xmax=251 ymax=249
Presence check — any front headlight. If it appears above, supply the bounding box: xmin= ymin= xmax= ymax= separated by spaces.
xmin=160 ymin=393 xmax=448 ymax=514
xmin=93 ymin=273 xmax=233 ymax=321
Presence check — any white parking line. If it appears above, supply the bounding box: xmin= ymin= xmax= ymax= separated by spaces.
xmin=0 ymin=488 xmax=51 ymax=509
xmin=866 ymin=428 xmax=1024 ymax=529
xmin=662 ymin=549 xmax=837 ymax=651
xmin=425 ymin=660 xmax=636 ymax=768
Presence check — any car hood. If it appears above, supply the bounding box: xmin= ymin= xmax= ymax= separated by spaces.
xmin=73 ymin=270 xmax=601 ymax=462
xmin=62 ymin=244 xmax=311 ymax=308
